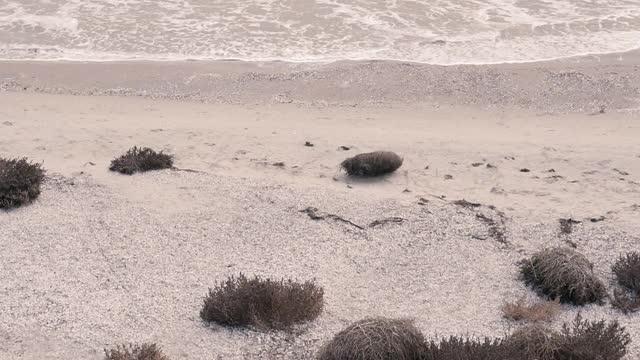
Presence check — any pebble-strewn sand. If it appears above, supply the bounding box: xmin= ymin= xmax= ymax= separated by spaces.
xmin=1 ymin=55 xmax=640 ymax=359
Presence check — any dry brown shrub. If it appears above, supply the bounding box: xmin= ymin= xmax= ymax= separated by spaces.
xmin=518 ymin=247 xmax=607 ymax=305
xmin=501 ymin=297 xmax=560 ymax=322
xmin=200 ymin=273 xmax=324 ymax=330
xmin=340 ymin=151 xmax=403 ymax=177
xmin=318 ymin=318 xmax=426 ymax=360
xmin=0 ymin=157 xmax=45 ymax=209
xmin=104 ymin=343 xmax=169 ymax=360
xmin=109 ymin=147 xmax=173 ymax=175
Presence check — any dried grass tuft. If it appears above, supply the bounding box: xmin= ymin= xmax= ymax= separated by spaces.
xmin=318 ymin=317 xmax=426 ymax=360
xmin=0 ymin=157 xmax=45 ymax=209
xmin=501 ymin=297 xmax=560 ymax=323
xmin=340 ymin=151 xmax=403 ymax=177
xmin=200 ymin=273 xmax=324 ymax=330
xmin=109 ymin=147 xmax=173 ymax=175
xmin=104 ymin=343 xmax=169 ymax=360
xmin=519 ymin=247 xmax=607 ymax=305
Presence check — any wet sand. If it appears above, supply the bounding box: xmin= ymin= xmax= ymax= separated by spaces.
xmin=1 ymin=49 xmax=640 ymax=112
xmin=1 ymin=54 xmax=640 ymax=359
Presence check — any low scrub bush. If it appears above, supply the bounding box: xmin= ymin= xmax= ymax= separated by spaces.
xmin=200 ymin=273 xmax=324 ymax=330
xmin=104 ymin=343 xmax=169 ymax=360
xmin=503 ymin=315 xmax=630 ymax=360
xmin=425 ymin=315 xmax=630 ymax=360
xmin=318 ymin=315 xmax=630 ymax=360
xmin=501 ymin=297 xmax=560 ymax=323
xmin=340 ymin=151 xmax=403 ymax=177
xmin=0 ymin=157 xmax=45 ymax=209
xmin=519 ymin=247 xmax=607 ymax=305
xmin=109 ymin=147 xmax=173 ymax=175
xmin=557 ymin=314 xmax=631 ymax=360
xmin=506 ymin=325 xmax=563 ymax=359
xmin=318 ymin=318 xmax=426 ymax=360
xmin=611 ymin=289 xmax=640 ymax=314
xmin=612 ymin=252 xmax=640 ymax=292
xmin=611 ymin=252 xmax=640 ymax=313
xmin=423 ymin=336 xmax=508 ymax=360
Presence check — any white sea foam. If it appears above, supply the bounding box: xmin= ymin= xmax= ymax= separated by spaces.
xmin=0 ymin=0 xmax=638 ymax=64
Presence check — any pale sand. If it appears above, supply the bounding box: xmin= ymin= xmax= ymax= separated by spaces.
xmin=1 ymin=56 xmax=640 ymax=359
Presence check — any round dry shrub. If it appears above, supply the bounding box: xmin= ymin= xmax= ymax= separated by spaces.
xmin=0 ymin=157 xmax=45 ymax=209
xmin=340 ymin=151 xmax=403 ymax=177
xmin=318 ymin=317 xmax=426 ymax=360
xmin=104 ymin=343 xmax=169 ymax=360
xmin=109 ymin=147 xmax=173 ymax=175
xmin=200 ymin=273 xmax=324 ymax=330
xmin=518 ymin=247 xmax=606 ymax=305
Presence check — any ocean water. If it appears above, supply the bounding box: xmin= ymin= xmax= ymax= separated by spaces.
xmin=0 ymin=0 xmax=639 ymax=64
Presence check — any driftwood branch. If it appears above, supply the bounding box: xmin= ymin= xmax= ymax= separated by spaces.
xmin=300 ymin=207 xmax=365 ymax=230
xmin=369 ymin=217 xmax=405 ymax=228
xmin=171 ymin=166 xmax=204 ymax=173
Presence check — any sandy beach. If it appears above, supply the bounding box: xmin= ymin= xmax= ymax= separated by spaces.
xmin=1 ymin=55 xmax=640 ymax=359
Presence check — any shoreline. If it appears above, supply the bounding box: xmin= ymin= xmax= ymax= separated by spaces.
xmin=2 ymin=49 xmax=640 ymax=113
xmin=2 ymin=46 xmax=640 ymax=65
